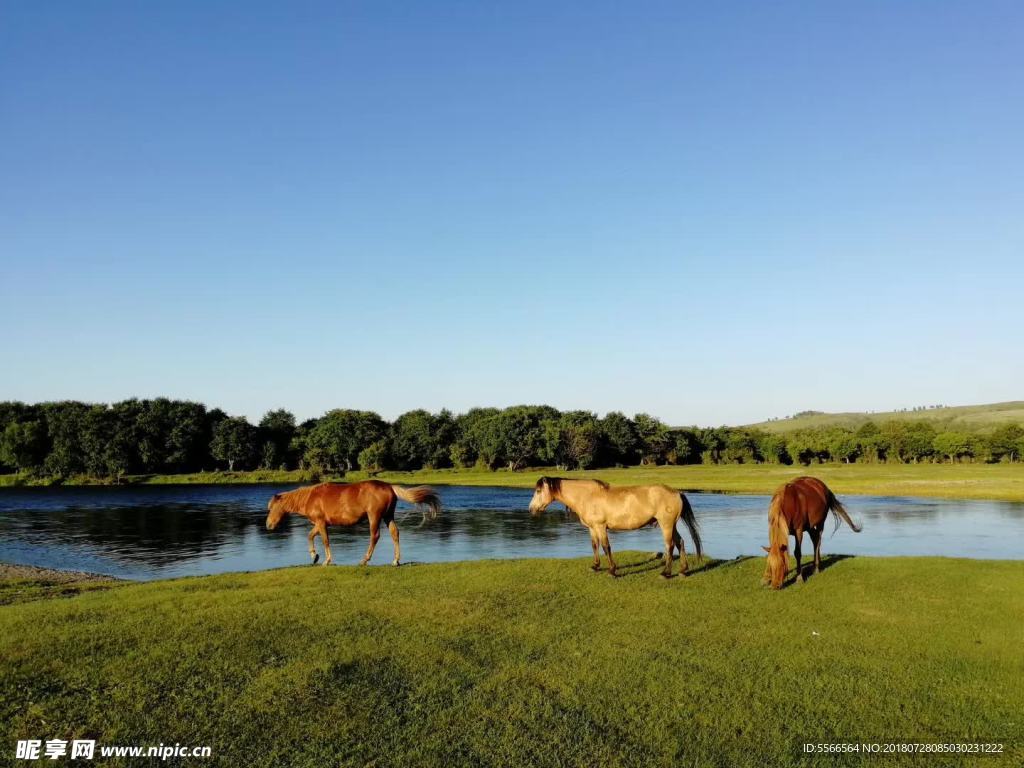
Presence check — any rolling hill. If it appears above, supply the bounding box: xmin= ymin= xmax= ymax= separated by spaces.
xmin=745 ymin=400 xmax=1024 ymax=433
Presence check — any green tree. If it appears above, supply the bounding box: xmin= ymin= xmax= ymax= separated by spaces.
xmin=666 ymin=429 xmax=700 ymax=465
xmin=933 ymin=432 xmax=971 ymax=463
xmin=989 ymin=424 xmax=1024 ymax=462
xmin=538 ymin=418 xmax=569 ymax=469
xmin=826 ymin=428 xmax=860 ymax=463
xmin=211 ymin=417 xmax=258 ymax=471
xmin=539 ymin=411 xmax=600 ymax=470
xmin=390 ymin=409 xmax=437 ymax=470
xmin=258 ymin=408 xmax=296 ymax=469
xmin=724 ymin=429 xmax=758 ymax=464
xmin=305 ymin=410 xmax=386 ymax=471
xmin=135 ymin=398 xmax=174 ymax=473
xmin=634 ymin=413 xmax=669 ymax=465
xmin=697 ymin=427 xmax=727 ymax=465
xmin=449 ymin=408 xmax=500 ymax=469
xmin=786 ymin=430 xmax=819 ymax=466
xmin=856 ymin=421 xmax=883 ymax=462
xmin=493 ymin=406 xmax=556 ymax=470
xmin=164 ymin=401 xmax=212 ymax=472
xmin=358 ymin=440 xmax=390 ymax=472
xmin=599 ymin=412 xmax=638 ymax=466
xmin=756 ymin=432 xmax=789 ymax=465
xmin=0 ymin=419 xmax=47 ymax=471
xmin=81 ymin=406 xmax=115 ymax=477
xmin=966 ymin=433 xmax=990 ymax=463
xmin=41 ymin=401 xmax=90 ymax=476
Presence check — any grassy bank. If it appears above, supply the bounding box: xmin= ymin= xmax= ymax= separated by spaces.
xmin=1 ymin=555 xmax=1021 ymax=767
xmin=3 ymin=463 xmax=1024 ymax=502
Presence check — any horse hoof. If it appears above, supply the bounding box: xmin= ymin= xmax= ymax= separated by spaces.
xmin=311 ymin=554 xmax=320 ymax=565
xmin=392 ymin=561 xmax=400 ymax=567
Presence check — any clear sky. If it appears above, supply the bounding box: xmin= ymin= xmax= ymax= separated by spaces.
xmin=1 ymin=1 xmax=1021 ymax=426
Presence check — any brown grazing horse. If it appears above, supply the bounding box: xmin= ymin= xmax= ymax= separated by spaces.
xmin=265 ymin=481 xmax=441 ymax=566
xmin=529 ymin=477 xmax=702 ymax=577
xmin=762 ymin=476 xmax=861 ymax=589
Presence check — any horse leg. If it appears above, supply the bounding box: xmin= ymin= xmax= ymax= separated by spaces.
xmin=794 ymin=532 xmax=804 ymax=583
xmin=599 ymin=528 xmax=617 ymax=577
xmin=387 ymin=520 xmax=401 ymax=566
xmin=588 ymin=527 xmax=601 ymax=571
xmin=661 ymin=524 xmax=674 ymax=578
xmin=809 ymin=528 xmax=822 ymax=575
xmin=360 ymin=514 xmax=381 ymax=565
xmin=307 ymin=526 xmax=320 ymax=565
xmin=319 ymin=523 xmax=333 ymax=566
xmin=673 ymin=526 xmax=689 ymax=576
xmin=383 ymin=498 xmax=401 ymax=566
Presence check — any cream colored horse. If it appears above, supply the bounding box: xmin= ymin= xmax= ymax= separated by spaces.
xmin=528 ymin=477 xmax=703 ymax=577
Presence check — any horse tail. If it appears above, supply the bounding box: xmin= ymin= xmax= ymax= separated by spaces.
xmin=827 ymin=489 xmax=862 ymax=533
xmin=679 ymin=493 xmax=703 ymax=561
xmin=391 ymin=485 xmax=442 ymax=522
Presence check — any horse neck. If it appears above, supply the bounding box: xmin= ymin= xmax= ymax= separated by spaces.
xmin=553 ymin=480 xmax=589 ymax=512
xmin=281 ymin=486 xmax=314 ymax=520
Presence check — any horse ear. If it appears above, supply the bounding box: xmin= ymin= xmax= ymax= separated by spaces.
xmin=762 ymin=546 xmax=770 ymax=553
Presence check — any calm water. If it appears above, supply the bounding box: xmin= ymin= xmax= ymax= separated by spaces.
xmin=0 ymin=485 xmax=1021 ymax=580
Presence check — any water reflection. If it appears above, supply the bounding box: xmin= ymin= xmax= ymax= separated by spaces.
xmin=0 ymin=485 xmax=1021 ymax=580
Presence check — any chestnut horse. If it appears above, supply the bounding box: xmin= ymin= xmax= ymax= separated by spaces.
xmin=762 ymin=476 xmax=861 ymax=589
xmin=265 ymin=481 xmax=441 ymax=566
xmin=529 ymin=477 xmax=702 ymax=578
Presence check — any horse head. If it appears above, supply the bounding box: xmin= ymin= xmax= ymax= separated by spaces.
xmin=529 ymin=477 xmax=560 ymax=515
xmin=762 ymin=542 xmax=788 ymax=589
xmin=266 ymin=493 xmax=287 ymax=530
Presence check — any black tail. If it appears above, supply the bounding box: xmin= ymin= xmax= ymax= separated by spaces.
xmin=827 ymin=491 xmax=862 ymax=533
xmin=680 ymin=493 xmax=703 ymax=561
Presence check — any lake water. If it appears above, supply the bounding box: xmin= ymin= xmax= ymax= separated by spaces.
xmin=0 ymin=485 xmax=1021 ymax=580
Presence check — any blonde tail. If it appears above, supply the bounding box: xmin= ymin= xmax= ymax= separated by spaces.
xmin=391 ymin=485 xmax=442 ymax=522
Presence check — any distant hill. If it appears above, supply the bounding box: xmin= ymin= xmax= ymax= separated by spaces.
xmin=745 ymin=401 xmax=1024 ymax=434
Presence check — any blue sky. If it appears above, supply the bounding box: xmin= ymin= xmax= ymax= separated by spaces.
xmin=1 ymin=1 xmax=1021 ymax=426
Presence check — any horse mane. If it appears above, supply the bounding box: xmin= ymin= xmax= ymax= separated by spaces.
xmin=278 ymin=483 xmax=323 ymax=512
xmin=538 ymin=476 xmax=561 ymax=495
xmin=767 ymin=487 xmax=790 ymax=551
xmin=538 ymin=477 xmax=610 ymax=494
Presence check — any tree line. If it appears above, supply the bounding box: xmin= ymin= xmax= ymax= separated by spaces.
xmin=1 ymin=399 xmax=1023 ymax=480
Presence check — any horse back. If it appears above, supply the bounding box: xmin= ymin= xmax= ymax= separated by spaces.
xmin=779 ymin=477 xmax=830 ymax=532
xmin=316 ymin=481 xmax=395 ymax=526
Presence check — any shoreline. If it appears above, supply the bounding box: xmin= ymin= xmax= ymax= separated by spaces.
xmin=0 ymin=562 xmax=121 ymax=583
xmin=3 ymin=463 xmax=1024 ymax=502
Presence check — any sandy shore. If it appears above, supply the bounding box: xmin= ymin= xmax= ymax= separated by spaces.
xmin=0 ymin=562 xmax=119 ymax=583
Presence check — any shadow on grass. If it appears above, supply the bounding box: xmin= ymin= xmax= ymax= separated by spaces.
xmin=611 ymin=554 xmax=757 ymax=579
xmin=610 ymin=554 xmax=667 ymax=578
xmin=688 ymin=555 xmax=755 ymax=576
xmin=784 ymin=553 xmax=855 ymax=589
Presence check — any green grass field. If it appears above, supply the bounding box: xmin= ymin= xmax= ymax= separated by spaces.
xmin=1 ymin=556 xmax=1021 ymax=767
xmin=4 ymin=462 xmax=1024 ymax=501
